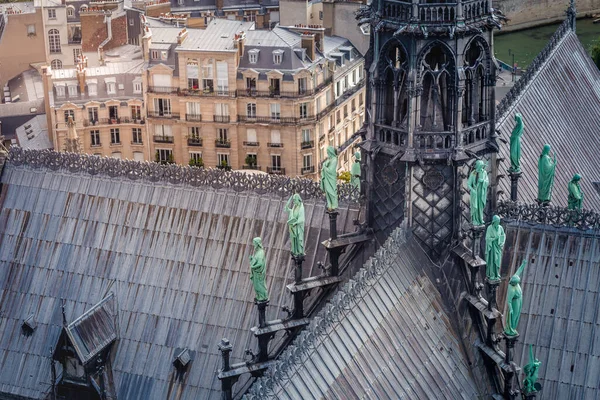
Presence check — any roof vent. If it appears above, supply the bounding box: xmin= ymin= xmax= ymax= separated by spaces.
xmin=24 ymin=124 xmax=31 ymax=130
xmin=174 ymin=348 xmax=191 ymax=369
xmin=22 ymin=315 xmax=36 ymax=336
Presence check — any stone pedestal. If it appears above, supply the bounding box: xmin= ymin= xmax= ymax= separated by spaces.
xmin=508 ymin=170 xmax=522 ymax=202
xmin=327 ymin=209 xmax=339 ymax=241
xmin=485 ymin=278 xmax=500 ymax=311
xmin=255 ymin=299 xmax=269 ymax=329
xmin=504 ymin=334 xmax=520 ymax=399
xmin=292 ymin=255 xmax=305 ymax=319
xmin=218 ymin=338 xmax=234 ymax=400
xmin=470 ymin=224 xmax=485 ymax=259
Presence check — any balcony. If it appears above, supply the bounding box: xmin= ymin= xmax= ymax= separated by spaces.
xmin=213 ymin=115 xmax=231 ymax=123
xmin=154 ymin=135 xmax=174 ymax=143
xmin=148 ymin=111 xmax=180 ymax=119
xmin=148 ymin=86 xmax=179 ymax=94
xmin=186 ymin=114 xmax=202 ymax=121
xmin=243 ymin=141 xmax=259 ymax=147
xmin=180 ymin=88 xmax=236 ymax=97
xmin=236 ymin=77 xmax=333 ymax=99
xmin=187 ymin=137 xmax=203 ymax=146
xmin=84 ymin=118 xmax=144 ymax=127
xmin=237 ymin=115 xmax=306 ymax=125
xmin=267 ymin=167 xmax=285 ymax=175
xmin=131 ymin=140 xmax=143 ymax=145
xmin=335 ymin=79 xmax=366 ymax=107
xmin=242 ymin=165 xmax=261 ymax=171
xmin=215 ymin=139 xmax=231 ymax=148
xmin=301 ymin=141 xmax=314 ymax=149
xmin=301 ymin=166 xmax=315 ymax=174
xmin=267 ymin=142 xmax=283 ymax=148
xmin=68 ymin=38 xmax=82 ymax=45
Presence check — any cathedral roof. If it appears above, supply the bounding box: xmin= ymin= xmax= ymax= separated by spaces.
xmin=496 ymin=23 xmax=600 ymax=210
xmin=0 ymin=148 xmax=359 ymax=399
xmin=244 ymin=228 xmax=480 ymax=399
xmin=500 ymin=223 xmax=600 ymax=399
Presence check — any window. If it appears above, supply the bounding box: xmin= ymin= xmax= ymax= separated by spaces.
xmin=73 ymin=48 xmax=82 ymax=64
xmin=359 ymin=93 xmax=363 ymax=106
xmin=129 ymin=18 xmax=134 ymax=26
xmin=298 ymin=77 xmax=307 ymax=94
xmin=299 ymin=103 xmax=308 ymax=119
xmin=153 ymin=98 xmax=171 ymax=116
xmin=247 ymin=103 xmax=256 ymax=118
xmin=269 ymin=78 xmax=280 ymax=95
xmin=155 ymin=124 xmax=172 ymax=137
xmin=48 ymin=9 xmax=56 ymax=19
xmin=133 ymin=151 xmax=144 ymax=161
xmin=90 ymin=130 xmax=100 ymax=146
xmin=109 ymin=105 xmax=119 ymax=120
xmin=344 ymin=75 xmax=349 ymax=91
xmin=215 ymin=103 xmax=229 ymax=116
xmin=55 ymin=84 xmax=65 ymax=97
xmin=302 ymin=129 xmax=311 ymax=143
xmin=270 ymin=103 xmax=280 ymax=120
xmin=190 ymin=152 xmax=202 ymax=163
xmin=68 ymin=85 xmax=77 ymax=97
xmin=248 ymin=49 xmax=259 ymax=64
xmin=131 ymin=105 xmax=141 ymax=120
xmin=88 ymin=83 xmax=97 ymax=96
xmin=303 ymin=154 xmax=312 ymax=168
xmin=336 ymin=110 xmax=341 ymax=124
xmin=326 ymin=89 xmax=332 ymax=105
xmin=245 ymin=153 xmax=257 ymax=166
xmin=218 ymin=128 xmax=228 ymax=142
xmin=202 ymin=62 xmax=213 ymax=92
xmin=88 ymin=107 xmax=98 ymax=123
xmin=216 ymin=61 xmax=228 ymax=94
xmin=189 ymin=126 xmax=200 ymax=138
xmin=132 ymin=128 xmax=142 ymax=144
xmin=161 ymin=51 xmax=168 ymax=60
xmin=273 ymin=50 xmax=283 ymax=65
xmin=48 ymin=29 xmax=60 ymax=53
xmin=187 ymin=60 xmax=199 ymax=89
xmin=246 ymin=10 xmax=257 ymax=22
xmin=27 ymin=24 xmax=36 ymax=36
xmin=271 ymin=154 xmax=281 ymax=169
xmin=186 ymin=102 xmax=201 ymax=119
xmin=106 ymin=81 xmax=116 ymax=95
xmin=319 ymin=11 xmax=323 ymax=20
xmin=133 ymin=80 xmax=142 ymax=94
xmin=157 ymin=149 xmax=173 ymax=164
xmin=246 ymin=77 xmax=256 ymax=91
xmin=218 ymin=153 xmax=230 ymax=166
xmin=246 ymin=129 xmax=257 ymax=143
xmin=64 ymin=110 xmax=75 ymax=123
xmin=336 ymin=81 xmax=341 ymax=98
xmin=67 ymin=7 xmax=74 ymax=17
xmin=316 ymin=97 xmax=322 ymax=114
xmin=151 ymin=50 xmax=159 ymax=60
xmin=110 ymin=128 xmax=120 ymax=144
xmin=80 ymin=5 xmax=88 ymax=12
xmin=270 ymin=130 xmax=281 ymax=144
xmin=344 ymin=105 xmax=348 ymax=119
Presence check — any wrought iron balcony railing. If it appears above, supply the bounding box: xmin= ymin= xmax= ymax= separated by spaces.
xmin=267 ymin=167 xmax=285 ymax=175
xmin=154 ymin=135 xmax=174 ymax=143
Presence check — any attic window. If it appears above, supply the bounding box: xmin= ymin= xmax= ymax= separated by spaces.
xmin=273 ymin=50 xmax=284 ymax=65
xmin=105 ymin=77 xmax=117 ymax=95
xmin=22 ymin=315 xmax=36 ymax=336
xmin=248 ymin=49 xmax=259 ymax=64
xmin=174 ymin=348 xmax=192 ymax=371
xmin=161 ymin=51 xmax=168 ymax=60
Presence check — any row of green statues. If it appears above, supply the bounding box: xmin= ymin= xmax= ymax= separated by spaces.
xmin=250 ymin=146 xmax=361 ymax=302
xmin=508 ymin=113 xmax=584 ymax=209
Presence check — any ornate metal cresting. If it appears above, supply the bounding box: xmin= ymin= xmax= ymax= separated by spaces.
xmin=496 ymin=200 xmax=600 ymax=231
xmin=7 ymin=147 xmax=359 ymax=203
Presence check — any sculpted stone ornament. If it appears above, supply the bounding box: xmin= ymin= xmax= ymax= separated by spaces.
xmin=523 ymin=344 xmax=542 ymax=394
xmin=284 ymin=194 xmax=305 ymax=256
xmin=350 ymin=151 xmax=361 ymax=191
xmin=320 ymin=146 xmax=338 ymax=211
xmin=467 ymin=160 xmax=489 ymax=226
xmin=568 ymin=174 xmax=584 ymax=210
xmin=485 ymin=215 xmax=505 ymax=281
xmin=537 ymin=144 xmax=557 ymax=204
xmin=509 ymin=113 xmax=524 ymax=173
xmin=249 ymin=237 xmax=268 ymax=302
xmin=505 ymin=260 xmax=527 ymax=337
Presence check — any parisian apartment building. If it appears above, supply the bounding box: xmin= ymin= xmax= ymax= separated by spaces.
xmin=142 ymin=17 xmax=365 ymax=176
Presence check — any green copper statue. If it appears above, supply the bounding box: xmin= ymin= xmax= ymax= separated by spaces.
xmin=505 ymin=260 xmax=527 ymax=337
xmin=249 ymin=237 xmax=268 ymax=302
xmin=568 ymin=174 xmax=584 ymax=210
xmin=485 ymin=215 xmax=506 ymax=281
xmin=509 ymin=113 xmax=524 ymax=173
xmin=320 ymin=146 xmax=338 ymax=211
xmin=284 ymin=193 xmax=305 ymax=256
xmin=523 ymin=344 xmax=541 ymax=394
xmin=350 ymin=151 xmax=361 ymax=191
xmin=537 ymin=144 xmax=557 ymax=203
xmin=467 ymin=160 xmax=489 ymax=226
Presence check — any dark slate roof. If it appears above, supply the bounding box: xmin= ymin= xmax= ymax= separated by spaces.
xmin=500 ymin=223 xmax=600 ymax=399
xmin=496 ymin=26 xmax=600 ymax=211
xmin=244 ymin=228 xmax=480 ymax=399
xmin=0 ymin=150 xmax=360 ymax=399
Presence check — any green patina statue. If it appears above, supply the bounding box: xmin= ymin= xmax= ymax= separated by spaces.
xmin=485 ymin=215 xmax=506 ymax=281
xmin=467 ymin=160 xmax=489 ymax=226
xmin=509 ymin=113 xmax=524 ymax=173
xmin=249 ymin=237 xmax=268 ymax=302
xmin=568 ymin=174 xmax=584 ymax=210
xmin=505 ymin=260 xmax=527 ymax=337
xmin=537 ymin=144 xmax=557 ymax=203
xmin=284 ymin=193 xmax=305 ymax=256
xmin=523 ymin=344 xmax=542 ymax=394
xmin=351 ymin=151 xmax=361 ymax=191
xmin=320 ymin=146 xmax=338 ymax=211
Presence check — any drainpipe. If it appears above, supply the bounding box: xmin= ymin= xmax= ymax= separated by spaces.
xmin=98 ymin=14 xmax=112 ymax=65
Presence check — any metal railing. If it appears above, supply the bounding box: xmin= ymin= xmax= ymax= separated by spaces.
xmin=187 ymin=137 xmax=203 ymax=146
xmin=243 ymin=141 xmax=259 ymax=147
xmin=186 ymin=114 xmax=202 ymax=121
xmin=148 ymin=111 xmax=180 ymax=119
xmin=301 ymin=141 xmax=314 ymax=149
xmin=180 ymin=88 xmax=236 ymax=97
xmin=148 ymin=86 xmax=179 ymax=94
xmin=301 ymin=166 xmax=315 ymax=174
xmin=213 ymin=115 xmax=231 ymax=123
xmin=242 ymin=165 xmax=261 ymax=170
xmin=215 ymin=139 xmax=231 ymax=148
xmin=267 ymin=167 xmax=285 ymax=175
xmin=154 ymin=135 xmax=174 ymax=143
xmin=267 ymin=143 xmax=283 ymax=148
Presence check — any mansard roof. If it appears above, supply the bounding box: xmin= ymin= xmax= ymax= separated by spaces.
xmin=0 ymin=148 xmax=360 ymax=399
xmin=496 ymin=21 xmax=600 ymax=210
xmin=500 ymin=223 xmax=600 ymax=399
xmin=245 ymin=228 xmax=480 ymax=399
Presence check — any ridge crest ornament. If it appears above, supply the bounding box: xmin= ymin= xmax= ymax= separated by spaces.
xmin=422 ymin=169 xmax=445 ymax=191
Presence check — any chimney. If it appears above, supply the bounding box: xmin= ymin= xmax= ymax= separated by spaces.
xmin=177 ymin=27 xmax=188 ymax=45
xmin=301 ymin=32 xmax=315 ymax=61
xmin=76 ymin=56 xmax=87 ymax=94
xmin=234 ymin=31 xmax=246 ymax=58
xmin=142 ymin=25 xmax=152 ymax=62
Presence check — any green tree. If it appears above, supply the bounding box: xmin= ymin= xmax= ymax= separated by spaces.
xmin=592 ymin=40 xmax=600 ymax=70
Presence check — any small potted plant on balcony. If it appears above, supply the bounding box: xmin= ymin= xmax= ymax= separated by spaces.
xmin=189 ymin=157 xmax=204 ymax=168
xmin=245 ymin=155 xmax=256 ymax=169
xmin=218 ymin=159 xmax=231 ymax=171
